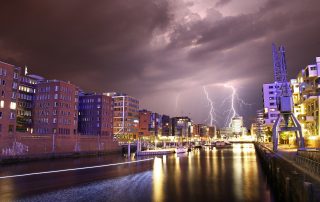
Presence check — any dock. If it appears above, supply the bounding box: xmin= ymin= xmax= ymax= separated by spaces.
xmin=136 ymin=148 xmax=175 ymax=156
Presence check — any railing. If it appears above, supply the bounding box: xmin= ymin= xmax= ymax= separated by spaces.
xmin=295 ymin=155 xmax=320 ymax=175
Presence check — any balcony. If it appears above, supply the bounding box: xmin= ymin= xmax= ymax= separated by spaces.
xmin=298 ymin=115 xmax=315 ymax=122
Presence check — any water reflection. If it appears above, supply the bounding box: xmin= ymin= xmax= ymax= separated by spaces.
xmin=14 ymin=143 xmax=273 ymax=202
xmin=151 ymin=143 xmax=273 ymax=202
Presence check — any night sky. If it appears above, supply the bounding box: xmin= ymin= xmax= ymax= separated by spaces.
xmin=1 ymin=0 xmax=320 ymax=128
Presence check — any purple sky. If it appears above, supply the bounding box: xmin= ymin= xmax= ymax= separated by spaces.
xmin=0 ymin=0 xmax=320 ymax=128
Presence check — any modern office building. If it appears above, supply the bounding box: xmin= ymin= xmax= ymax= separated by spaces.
xmin=0 ymin=61 xmax=20 ymax=135
xmin=171 ymin=116 xmax=192 ymax=137
xmin=161 ymin=115 xmax=171 ymax=136
xmin=78 ymin=93 xmax=113 ymax=136
xmin=107 ymin=92 xmax=139 ymax=139
xmin=231 ymin=116 xmax=244 ymax=137
xmin=33 ymin=80 xmax=79 ymax=135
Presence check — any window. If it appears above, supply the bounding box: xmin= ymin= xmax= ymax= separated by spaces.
xmin=2 ymin=80 xmax=5 ymax=85
xmin=53 ymin=118 xmax=57 ymax=123
xmin=55 ymin=86 xmax=59 ymax=91
xmin=0 ymin=112 xmax=2 ymax=118
xmin=10 ymin=102 xmax=16 ymax=110
xmin=54 ymin=94 xmax=58 ymax=99
xmin=0 ymin=100 xmax=4 ymax=108
xmin=12 ymin=82 xmax=18 ymax=89
xmin=8 ymin=125 xmax=14 ymax=133
xmin=13 ymin=73 xmax=18 ymax=79
xmin=9 ymin=112 xmax=15 ymax=119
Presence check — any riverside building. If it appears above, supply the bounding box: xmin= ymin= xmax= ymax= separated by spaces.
xmin=0 ymin=61 xmax=20 ymax=135
xmin=107 ymin=92 xmax=139 ymax=140
xmin=33 ymin=80 xmax=79 ymax=135
xmin=78 ymin=93 xmax=113 ymax=136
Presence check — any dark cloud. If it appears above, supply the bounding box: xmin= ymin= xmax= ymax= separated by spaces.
xmin=215 ymin=0 xmax=232 ymax=7
xmin=0 ymin=0 xmax=320 ymax=127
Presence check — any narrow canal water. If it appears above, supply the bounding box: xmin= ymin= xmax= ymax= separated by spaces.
xmin=3 ymin=143 xmax=275 ymax=202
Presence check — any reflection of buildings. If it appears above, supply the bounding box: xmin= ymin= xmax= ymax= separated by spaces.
xmin=107 ymin=92 xmax=139 ymax=139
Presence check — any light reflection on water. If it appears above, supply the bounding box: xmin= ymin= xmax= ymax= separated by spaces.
xmin=19 ymin=143 xmax=274 ymax=202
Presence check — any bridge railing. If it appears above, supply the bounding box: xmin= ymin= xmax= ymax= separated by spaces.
xmin=295 ymin=155 xmax=320 ymax=176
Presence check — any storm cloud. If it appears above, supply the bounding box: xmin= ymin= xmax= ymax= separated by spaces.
xmin=0 ymin=0 xmax=320 ymax=127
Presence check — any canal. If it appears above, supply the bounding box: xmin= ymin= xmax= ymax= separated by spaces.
xmin=0 ymin=143 xmax=275 ymax=201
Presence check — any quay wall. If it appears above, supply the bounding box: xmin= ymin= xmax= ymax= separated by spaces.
xmin=255 ymin=143 xmax=320 ymax=202
xmin=0 ymin=132 xmax=121 ymax=163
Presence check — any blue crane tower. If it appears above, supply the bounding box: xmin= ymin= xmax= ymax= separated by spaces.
xmin=271 ymin=43 xmax=305 ymax=151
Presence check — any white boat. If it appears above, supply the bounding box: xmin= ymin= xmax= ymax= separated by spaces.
xmin=175 ymin=147 xmax=188 ymax=153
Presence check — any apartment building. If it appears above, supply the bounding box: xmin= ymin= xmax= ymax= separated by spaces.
xmin=33 ymin=80 xmax=79 ymax=135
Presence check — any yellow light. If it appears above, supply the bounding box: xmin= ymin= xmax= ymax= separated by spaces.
xmin=10 ymin=102 xmax=16 ymax=110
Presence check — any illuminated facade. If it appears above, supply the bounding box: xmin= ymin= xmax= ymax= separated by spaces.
xmin=107 ymin=92 xmax=139 ymax=139
xmin=292 ymin=57 xmax=320 ymax=137
xmin=17 ymin=67 xmax=44 ymax=132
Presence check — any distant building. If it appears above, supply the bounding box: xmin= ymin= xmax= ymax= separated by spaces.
xmin=107 ymin=92 xmax=139 ymax=139
xmin=231 ymin=116 xmax=243 ymax=136
xmin=150 ymin=112 xmax=162 ymax=136
xmin=138 ymin=109 xmax=152 ymax=137
xmin=0 ymin=61 xmax=20 ymax=135
xmin=171 ymin=117 xmax=192 ymax=137
xmin=33 ymin=80 xmax=79 ymax=135
xmin=78 ymin=93 xmax=113 ymax=136
xmin=161 ymin=115 xmax=171 ymax=136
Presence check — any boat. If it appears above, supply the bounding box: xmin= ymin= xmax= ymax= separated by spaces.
xmin=175 ymin=147 xmax=188 ymax=153
xmin=215 ymin=140 xmax=232 ymax=148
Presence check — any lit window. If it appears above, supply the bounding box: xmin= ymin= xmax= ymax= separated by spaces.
xmin=10 ymin=102 xmax=16 ymax=110
xmin=0 ymin=100 xmax=4 ymax=108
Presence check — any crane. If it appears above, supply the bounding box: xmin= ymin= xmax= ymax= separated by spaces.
xmin=272 ymin=43 xmax=305 ymax=151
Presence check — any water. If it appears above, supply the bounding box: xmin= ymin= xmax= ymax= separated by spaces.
xmin=3 ymin=143 xmax=275 ymax=202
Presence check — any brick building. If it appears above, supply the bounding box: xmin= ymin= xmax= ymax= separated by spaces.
xmin=138 ymin=109 xmax=152 ymax=137
xmin=0 ymin=61 xmax=20 ymax=135
xmin=33 ymin=80 xmax=79 ymax=135
xmin=78 ymin=93 xmax=113 ymax=136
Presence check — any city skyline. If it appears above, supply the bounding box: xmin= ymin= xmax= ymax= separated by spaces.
xmin=0 ymin=0 xmax=320 ymax=127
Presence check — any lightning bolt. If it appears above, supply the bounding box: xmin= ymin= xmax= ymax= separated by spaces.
xmin=223 ymin=84 xmax=237 ymax=127
xmin=218 ymin=83 xmax=252 ymax=127
xmin=202 ymin=86 xmax=216 ymax=126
